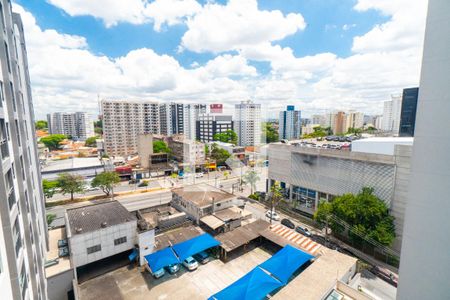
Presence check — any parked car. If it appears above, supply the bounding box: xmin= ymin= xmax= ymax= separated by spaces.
xmin=58 ymin=246 xmax=69 ymax=257
xmin=281 ymin=218 xmax=295 ymax=229
xmin=166 ymin=263 xmax=180 ymax=274
xmin=57 ymin=239 xmax=68 ymax=248
xmin=265 ymin=210 xmax=280 ymax=221
xmin=193 ymin=251 xmax=210 ymax=264
xmin=85 ymin=186 xmax=99 ymax=192
xmin=295 ymin=226 xmax=312 ymax=237
xmin=195 ymin=173 xmax=204 ymax=178
xmin=153 ymin=268 xmax=165 ymax=279
xmin=183 ymin=256 xmax=199 ymax=271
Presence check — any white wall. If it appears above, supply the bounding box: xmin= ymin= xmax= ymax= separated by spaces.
xmin=69 ymin=221 xmax=137 ymax=268
xmin=138 ymin=229 xmax=155 ymax=266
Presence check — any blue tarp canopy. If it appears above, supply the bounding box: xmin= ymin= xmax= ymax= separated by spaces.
xmin=208 ymin=267 xmax=283 ymax=300
xmin=259 ymin=244 xmax=314 ymax=284
xmin=172 ymin=233 xmax=220 ymax=261
xmin=144 ymin=247 xmax=180 ymax=272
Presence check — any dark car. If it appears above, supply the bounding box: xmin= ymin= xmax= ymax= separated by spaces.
xmin=58 ymin=246 xmax=69 ymax=257
xmin=57 ymin=239 xmax=68 ymax=248
xmin=193 ymin=251 xmax=210 ymax=264
xmin=281 ymin=218 xmax=295 ymax=229
xmin=295 ymin=226 xmax=312 ymax=237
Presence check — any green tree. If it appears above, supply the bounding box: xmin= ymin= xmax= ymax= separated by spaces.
xmin=243 ymin=170 xmax=260 ymax=195
xmin=35 ymin=120 xmax=48 ymax=130
xmin=302 ymin=126 xmax=329 ymax=138
xmin=57 ymin=173 xmax=85 ymax=201
xmin=42 ymin=179 xmax=59 ymax=199
xmin=153 ymin=140 xmax=171 ymax=153
xmin=84 ymin=136 xmax=97 ymax=147
xmin=46 ymin=213 xmax=56 ymax=226
xmin=91 ymin=171 xmax=120 ymax=196
xmin=346 ymin=127 xmax=362 ymax=135
xmin=94 ymin=120 xmax=103 ymax=135
xmin=213 ymin=130 xmax=238 ymax=145
xmin=268 ymin=181 xmax=285 ymax=224
xmin=205 ymin=144 xmax=210 ymax=156
xmin=314 ymin=187 xmax=396 ymax=246
xmin=210 ymin=143 xmax=231 ymax=165
xmin=263 ymin=122 xmax=279 ymax=143
xmin=40 ymin=134 xmax=66 ymax=150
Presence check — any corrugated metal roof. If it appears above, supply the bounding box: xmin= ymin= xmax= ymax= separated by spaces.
xmin=67 ymin=201 xmax=136 ymax=235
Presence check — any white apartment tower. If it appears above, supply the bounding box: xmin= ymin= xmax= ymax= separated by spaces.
xmin=382 ymin=94 xmax=402 ymax=133
xmin=101 ymin=100 xmax=160 ymax=156
xmin=47 ymin=112 xmax=94 ymax=140
xmin=0 ymin=4 xmax=48 ymax=300
xmin=345 ymin=111 xmax=364 ymax=130
xmin=398 ymin=0 xmax=450 ymax=298
xmin=234 ymin=100 xmax=261 ymax=146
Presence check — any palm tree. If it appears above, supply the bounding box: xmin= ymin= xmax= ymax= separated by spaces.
xmin=243 ymin=170 xmax=260 ymax=195
xmin=268 ymin=181 xmax=284 ymax=225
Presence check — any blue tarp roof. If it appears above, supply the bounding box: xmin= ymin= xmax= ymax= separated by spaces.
xmin=144 ymin=247 xmax=180 ymax=272
xmin=208 ymin=267 xmax=283 ymax=300
xmin=259 ymin=244 xmax=314 ymax=284
xmin=172 ymin=233 xmax=220 ymax=261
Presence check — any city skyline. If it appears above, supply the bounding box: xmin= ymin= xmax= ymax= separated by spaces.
xmin=13 ymin=0 xmax=427 ymax=119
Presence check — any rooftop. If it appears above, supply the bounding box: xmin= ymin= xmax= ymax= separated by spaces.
xmin=216 ymin=219 xmax=270 ymax=252
xmin=66 ymin=201 xmax=136 ymax=236
xmin=41 ymin=157 xmax=103 ymax=172
xmin=172 ymin=183 xmax=235 ymax=207
xmin=154 ymin=225 xmax=203 ymax=251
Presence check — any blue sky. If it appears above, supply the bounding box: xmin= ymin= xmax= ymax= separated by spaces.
xmin=12 ymin=0 xmax=426 ymax=118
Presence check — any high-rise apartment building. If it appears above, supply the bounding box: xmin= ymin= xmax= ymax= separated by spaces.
xmin=101 ymin=100 xmax=160 ymax=156
xmin=47 ymin=112 xmax=94 ymax=140
xmin=234 ymin=100 xmax=261 ymax=146
xmin=0 ymin=4 xmax=48 ymax=299
xmin=398 ymin=1 xmax=450 ymax=298
xmin=345 ymin=111 xmax=364 ymax=130
xmin=159 ymin=103 xmax=205 ymax=141
xmin=279 ymin=105 xmax=301 ymax=140
xmin=399 ymin=87 xmax=419 ymax=137
xmin=382 ymin=94 xmax=402 ymax=133
xmin=196 ymin=114 xmax=233 ymax=143
xmin=333 ymin=111 xmax=346 ymax=134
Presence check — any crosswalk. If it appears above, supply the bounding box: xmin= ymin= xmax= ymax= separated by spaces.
xmin=270 ymin=224 xmax=322 ymax=255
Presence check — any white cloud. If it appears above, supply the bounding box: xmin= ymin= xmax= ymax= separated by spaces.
xmin=181 ymin=0 xmax=306 ymax=53
xmin=47 ymin=0 xmax=201 ymax=30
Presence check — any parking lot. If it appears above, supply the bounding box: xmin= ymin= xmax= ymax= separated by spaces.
xmin=78 ymin=247 xmax=272 ymax=300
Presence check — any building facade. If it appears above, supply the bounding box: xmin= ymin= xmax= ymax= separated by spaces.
xmin=196 ymin=114 xmax=233 ymax=143
xmin=279 ymin=105 xmax=301 ymax=140
xmin=399 ymin=87 xmax=419 ymax=137
xmin=234 ymin=100 xmax=261 ymax=146
xmin=168 ymin=135 xmax=205 ymax=165
xmin=101 ymin=99 xmax=160 ymax=156
xmin=0 ymin=4 xmax=48 ymax=299
xmin=47 ymin=112 xmax=94 ymax=140
xmin=398 ymin=1 xmax=450 ymax=298
xmin=382 ymin=94 xmax=402 ymax=133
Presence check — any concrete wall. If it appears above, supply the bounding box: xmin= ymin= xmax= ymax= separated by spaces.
xmin=138 ymin=229 xmax=155 ymax=266
xmin=69 ymin=221 xmax=137 ymax=268
xmin=47 ymin=269 xmax=74 ymax=300
xmin=138 ymin=134 xmax=153 ymax=169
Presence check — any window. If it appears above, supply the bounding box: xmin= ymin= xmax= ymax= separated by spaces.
xmin=114 ymin=237 xmax=127 ymax=246
xmin=0 ymin=81 xmax=3 ymax=107
xmin=9 ymin=82 xmax=16 ymax=111
xmin=87 ymin=244 xmax=101 ymax=254
xmin=4 ymin=42 xmax=11 ymax=73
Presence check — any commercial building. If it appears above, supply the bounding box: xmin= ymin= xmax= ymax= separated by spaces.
xmin=101 ymin=99 xmax=160 ymax=156
xmin=279 ymin=105 xmax=301 ymax=140
xmin=234 ymin=100 xmax=261 ymax=146
xmin=0 ymin=5 xmax=48 ymax=299
xmin=196 ymin=114 xmax=233 ymax=143
xmin=398 ymin=1 xmax=450 ymax=298
xmin=168 ymin=135 xmax=205 ymax=165
xmin=399 ymin=87 xmax=419 ymax=137
xmin=47 ymin=112 xmax=95 ymax=141
xmin=209 ymin=141 xmax=245 ymax=161
xmin=382 ymin=94 xmax=402 ymax=133
xmin=268 ymin=137 xmax=414 ymax=252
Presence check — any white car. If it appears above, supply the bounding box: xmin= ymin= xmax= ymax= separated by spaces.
xmin=265 ymin=210 xmax=280 ymax=221
xmin=195 ymin=173 xmax=204 ymax=178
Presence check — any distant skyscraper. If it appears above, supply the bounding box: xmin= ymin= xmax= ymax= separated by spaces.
xmin=47 ymin=112 xmax=94 ymax=140
xmin=0 ymin=4 xmax=48 ymax=299
xmin=382 ymin=94 xmax=402 ymax=133
xmin=196 ymin=114 xmax=233 ymax=143
xmin=234 ymin=100 xmax=261 ymax=146
xmin=279 ymin=105 xmax=301 ymax=140
xmin=397 ymin=1 xmax=450 ymax=298
xmin=399 ymin=87 xmax=419 ymax=137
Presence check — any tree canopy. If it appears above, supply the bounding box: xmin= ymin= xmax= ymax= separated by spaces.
xmin=314 ymin=187 xmax=396 ymax=246
xmin=94 ymin=120 xmax=103 ymax=135
xmin=302 ymin=126 xmax=331 ymax=138
xmin=84 ymin=136 xmax=97 ymax=147
xmin=42 ymin=179 xmax=59 ymax=199
xmin=210 ymin=143 xmax=231 ymax=165
xmin=263 ymin=122 xmax=279 ymax=143
xmin=35 ymin=120 xmax=48 ymax=130
xmin=153 ymin=140 xmax=171 ymax=153
xmin=40 ymin=134 xmax=66 ymax=150
xmin=57 ymin=173 xmax=85 ymax=201
xmin=213 ymin=130 xmax=238 ymax=145
xmin=91 ymin=171 xmax=120 ymax=196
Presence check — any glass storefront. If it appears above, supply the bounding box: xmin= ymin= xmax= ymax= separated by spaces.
xmin=292 ymin=186 xmax=317 ymax=212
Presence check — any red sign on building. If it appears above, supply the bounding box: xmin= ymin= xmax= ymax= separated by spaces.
xmin=210 ymin=104 xmax=223 ymax=113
